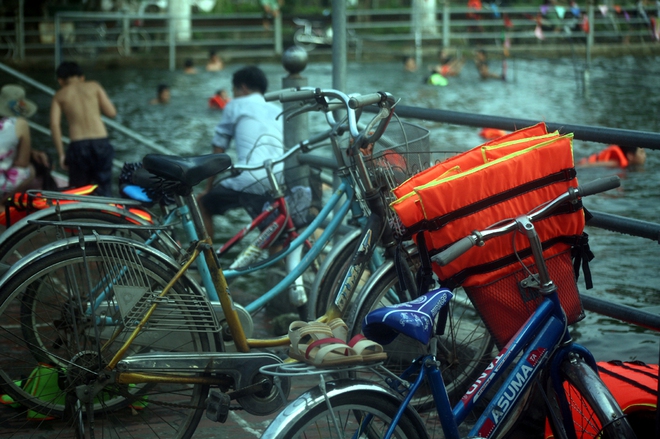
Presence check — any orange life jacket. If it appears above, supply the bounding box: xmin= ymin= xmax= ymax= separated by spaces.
xmin=479 ymin=127 xmax=508 ymax=140
xmin=1 ymin=185 xmax=98 ymax=228
xmin=545 ymin=361 xmax=658 ymax=438
xmin=579 ymin=144 xmax=629 ymax=167
xmin=391 ymin=123 xmax=584 ymax=288
xmin=0 ymin=185 xmax=153 ymax=228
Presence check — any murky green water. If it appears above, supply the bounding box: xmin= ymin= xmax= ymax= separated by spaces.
xmin=7 ymin=54 xmax=659 ymax=364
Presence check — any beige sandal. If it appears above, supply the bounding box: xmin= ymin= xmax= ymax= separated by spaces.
xmin=288 ymin=321 xmax=363 ymax=366
xmin=348 ymin=334 xmax=387 ymax=363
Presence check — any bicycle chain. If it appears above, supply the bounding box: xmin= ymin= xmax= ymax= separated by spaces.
xmin=114 ymin=384 xmax=256 ymax=411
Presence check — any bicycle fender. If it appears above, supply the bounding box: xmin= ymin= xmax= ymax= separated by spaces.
xmin=0 ymin=202 xmax=153 ymax=248
xmin=260 ymin=379 xmax=428 ymax=439
xmin=0 ymin=235 xmax=208 ymax=310
xmin=308 ymin=228 xmax=361 ymax=307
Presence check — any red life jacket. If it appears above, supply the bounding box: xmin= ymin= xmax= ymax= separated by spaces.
xmin=545 ymin=360 xmax=658 ymax=438
xmin=579 ymin=144 xmax=629 ymax=167
xmin=208 ymin=95 xmax=228 ymax=110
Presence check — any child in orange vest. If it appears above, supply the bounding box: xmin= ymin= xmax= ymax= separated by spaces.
xmin=208 ymin=89 xmax=230 ymax=110
xmin=578 ymin=144 xmax=646 ymax=168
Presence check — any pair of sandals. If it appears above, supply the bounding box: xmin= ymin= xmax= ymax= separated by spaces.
xmin=288 ymin=318 xmax=387 ymax=366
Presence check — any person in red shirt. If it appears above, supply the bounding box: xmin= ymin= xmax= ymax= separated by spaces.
xmin=208 ymin=89 xmax=230 ymax=110
xmin=578 ymin=144 xmax=646 ymax=168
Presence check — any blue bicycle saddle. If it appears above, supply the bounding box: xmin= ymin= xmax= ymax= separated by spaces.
xmin=362 ymin=288 xmax=453 ymax=345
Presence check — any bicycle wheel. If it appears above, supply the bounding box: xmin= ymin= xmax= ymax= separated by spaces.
xmin=346 ymin=258 xmax=494 ymax=411
xmin=0 ymin=238 xmax=214 ymax=439
xmin=117 ymin=30 xmax=151 ymax=56
xmin=262 ymin=379 xmax=427 ymax=439
xmin=0 ymin=206 xmax=155 ymax=266
xmin=546 ymin=355 xmax=638 ymax=439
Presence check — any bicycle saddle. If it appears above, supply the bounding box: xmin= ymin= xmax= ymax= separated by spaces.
xmin=362 ymin=288 xmax=453 ymax=345
xmin=142 ymin=153 xmax=232 ymax=188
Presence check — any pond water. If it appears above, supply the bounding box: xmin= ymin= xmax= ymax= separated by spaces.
xmin=11 ymin=54 xmax=660 ymax=364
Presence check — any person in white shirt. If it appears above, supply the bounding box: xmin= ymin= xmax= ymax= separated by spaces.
xmin=198 ymin=65 xmax=284 ymax=238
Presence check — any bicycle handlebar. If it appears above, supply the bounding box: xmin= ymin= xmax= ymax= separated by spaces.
xmin=229 ymin=126 xmax=335 ymax=174
xmin=265 ymin=87 xmax=395 ymax=144
xmin=432 ymin=176 xmax=621 ymax=267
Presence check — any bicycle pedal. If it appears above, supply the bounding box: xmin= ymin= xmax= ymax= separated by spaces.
xmin=205 ymin=389 xmax=231 ymax=423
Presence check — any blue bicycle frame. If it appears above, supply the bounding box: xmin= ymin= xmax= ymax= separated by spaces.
xmin=379 ymin=288 xmax=593 ymax=439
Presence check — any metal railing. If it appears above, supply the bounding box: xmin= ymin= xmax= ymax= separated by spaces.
xmin=0 ymin=61 xmax=169 ymax=170
xmin=1 ymin=5 xmax=659 ymax=68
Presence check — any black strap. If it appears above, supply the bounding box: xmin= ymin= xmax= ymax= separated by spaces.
xmin=414 ymin=232 xmax=435 ymax=297
xmin=598 ymin=361 xmax=658 ymax=397
xmin=401 ymin=168 xmax=577 ymax=239
xmin=438 ymin=235 xmax=583 ymax=290
xmin=571 ymin=232 xmax=594 ymax=290
xmin=394 ymin=245 xmax=418 ymax=301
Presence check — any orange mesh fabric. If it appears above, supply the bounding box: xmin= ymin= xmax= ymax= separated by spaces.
xmin=463 ymin=250 xmax=583 ymax=348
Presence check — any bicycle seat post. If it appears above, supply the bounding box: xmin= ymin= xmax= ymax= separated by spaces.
xmin=264 ymin=159 xmax=284 ymax=198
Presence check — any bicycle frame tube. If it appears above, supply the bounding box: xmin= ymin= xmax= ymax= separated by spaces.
xmin=457 ymin=292 xmax=568 ymax=438
xmin=216 ymin=196 xmax=291 ymax=256
xmin=243 ymin=180 xmax=354 ymax=314
xmin=384 ymin=292 xmax=570 ymax=439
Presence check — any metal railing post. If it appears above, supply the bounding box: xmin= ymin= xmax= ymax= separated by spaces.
xmin=281 ymin=46 xmax=310 ymax=200
xmin=168 ymin=13 xmax=176 ymax=72
xmin=332 ymin=0 xmax=347 ymax=93
xmin=274 ymin=13 xmax=283 ymax=55
xmin=587 ymin=0 xmax=594 ymax=67
xmin=122 ymin=14 xmax=130 ymax=55
xmin=17 ymin=0 xmax=25 ymax=60
xmin=443 ymin=0 xmax=451 ymax=48
xmin=413 ymin=0 xmax=422 ymax=67
xmin=54 ymin=15 xmax=61 ymax=70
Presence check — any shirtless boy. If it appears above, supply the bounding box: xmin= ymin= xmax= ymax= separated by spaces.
xmin=50 ymin=61 xmax=117 ymax=196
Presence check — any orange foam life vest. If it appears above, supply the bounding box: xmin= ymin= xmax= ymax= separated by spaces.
xmin=391 ymin=122 xmax=584 ymax=289
xmin=545 ymin=361 xmax=658 ymax=438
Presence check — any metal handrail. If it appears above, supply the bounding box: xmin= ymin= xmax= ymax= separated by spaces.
xmin=0 ymin=61 xmax=170 ymax=159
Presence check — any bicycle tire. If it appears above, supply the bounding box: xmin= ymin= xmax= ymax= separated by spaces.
xmin=293 ymin=28 xmax=317 ymax=51
xmin=546 ymin=355 xmax=638 ymax=439
xmin=0 ymin=206 xmax=154 ymax=266
xmin=0 ymin=239 xmax=213 ymax=439
xmin=261 ymin=379 xmax=427 ymax=439
xmin=346 ymin=256 xmax=494 ymax=411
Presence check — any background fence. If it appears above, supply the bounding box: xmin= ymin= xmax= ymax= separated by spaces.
xmin=1 ymin=4 xmax=659 ymax=69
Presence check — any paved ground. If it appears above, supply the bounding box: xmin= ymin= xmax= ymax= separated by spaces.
xmin=0 ymin=304 xmax=317 ymax=439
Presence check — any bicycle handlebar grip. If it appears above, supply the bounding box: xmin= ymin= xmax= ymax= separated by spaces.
xmin=275 ymin=89 xmax=318 ymax=103
xmin=432 ymin=235 xmax=478 ymax=266
xmin=348 ymin=92 xmax=385 ymax=109
xmin=264 ymin=88 xmax=295 ymax=101
xmin=577 ymin=175 xmax=621 ymax=197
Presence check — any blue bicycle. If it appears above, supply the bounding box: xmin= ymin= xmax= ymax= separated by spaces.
xmin=260 ymin=175 xmax=638 ymax=439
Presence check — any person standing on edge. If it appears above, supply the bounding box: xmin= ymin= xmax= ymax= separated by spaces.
xmin=198 ymin=65 xmax=283 ymax=238
xmin=50 ymin=61 xmax=117 ymax=197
